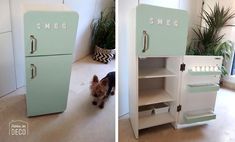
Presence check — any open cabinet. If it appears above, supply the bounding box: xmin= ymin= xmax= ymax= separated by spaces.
xmin=129 ymin=4 xmax=188 ymax=138
xmin=138 ymin=57 xmax=182 ymax=130
xmin=128 ymin=5 xmax=223 ymax=137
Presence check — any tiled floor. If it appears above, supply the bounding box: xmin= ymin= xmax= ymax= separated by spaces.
xmin=0 ymin=56 xmax=115 ymax=142
xmin=119 ymin=88 xmax=235 ymax=142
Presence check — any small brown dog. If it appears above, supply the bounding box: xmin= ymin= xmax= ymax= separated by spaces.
xmin=90 ymin=72 xmax=115 ymax=109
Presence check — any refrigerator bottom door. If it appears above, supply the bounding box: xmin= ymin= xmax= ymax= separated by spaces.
xmin=25 ymin=55 xmax=72 ymax=117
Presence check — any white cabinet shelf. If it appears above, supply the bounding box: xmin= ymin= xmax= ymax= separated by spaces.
xmin=139 ymin=112 xmax=175 ymax=130
xmin=139 ymin=68 xmax=176 ymax=79
xmin=139 ymin=89 xmax=174 ymax=106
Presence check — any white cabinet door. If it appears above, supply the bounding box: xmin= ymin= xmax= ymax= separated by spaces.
xmin=0 ymin=32 xmax=16 ymax=97
xmin=178 ymin=56 xmax=222 ymax=124
xmin=0 ymin=0 xmax=11 ymax=33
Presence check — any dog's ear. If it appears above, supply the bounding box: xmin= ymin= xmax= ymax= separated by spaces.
xmin=101 ymin=78 xmax=108 ymax=86
xmin=92 ymin=75 xmax=99 ymax=83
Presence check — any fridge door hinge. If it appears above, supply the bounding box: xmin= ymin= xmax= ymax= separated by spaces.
xmin=180 ymin=63 xmax=185 ymax=71
xmin=177 ymin=105 xmax=182 ymax=112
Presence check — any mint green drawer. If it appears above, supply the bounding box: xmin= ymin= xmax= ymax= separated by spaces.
xmin=24 ymin=11 xmax=78 ymax=56
xmin=136 ymin=4 xmax=188 ymax=57
xmin=187 ymin=84 xmax=219 ymax=93
xmin=184 ymin=111 xmax=216 ymax=124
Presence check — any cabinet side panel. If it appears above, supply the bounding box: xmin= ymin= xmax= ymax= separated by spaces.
xmin=128 ymin=8 xmax=139 ymax=138
xmin=165 ymin=57 xmax=182 ymax=123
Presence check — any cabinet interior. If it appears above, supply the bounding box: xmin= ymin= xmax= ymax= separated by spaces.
xmin=137 ymin=57 xmax=179 ymax=130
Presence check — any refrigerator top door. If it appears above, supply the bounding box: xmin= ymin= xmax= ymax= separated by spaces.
xmin=24 ymin=11 xmax=78 ymax=56
xmin=136 ymin=4 xmax=188 ymax=57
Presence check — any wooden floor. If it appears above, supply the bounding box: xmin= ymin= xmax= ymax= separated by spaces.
xmin=119 ymin=88 xmax=235 ymax=142
xmin=0 ymin=56 xmax=115 ymax=142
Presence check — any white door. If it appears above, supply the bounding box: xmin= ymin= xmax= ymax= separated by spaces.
xmin=0 ymin=33 xmax=16 ymax=97
xmin=178 ymin=56 xmax=222 ymax=124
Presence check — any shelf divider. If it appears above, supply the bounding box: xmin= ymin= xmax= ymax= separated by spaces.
xmin=139 ymin=68 xmax=176 ymax=79
xmin=139 ymin=89 xmax=174 ymax=106
xmin=139 ymin=112 xmax=175 ymax=130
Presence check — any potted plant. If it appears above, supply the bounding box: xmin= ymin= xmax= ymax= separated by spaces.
xmin=187 ymin=3 xmax=235 ymax=76
xmin=91 ymin=6 xmax=115 ymax=64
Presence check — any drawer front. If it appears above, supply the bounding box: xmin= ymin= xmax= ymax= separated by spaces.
xmin=24 ymin=11 xmax=78 ymax=56
xmin=136 ymin=4 xmax=188 ymax=57
xmin=25 ymin=55 xmax=72 ymax=116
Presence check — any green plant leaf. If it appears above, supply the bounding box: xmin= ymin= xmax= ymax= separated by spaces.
xmin=188 ymin=3 xmax=235 ymax=76
xmin=91 ymin=6 xmax=115 ymax=50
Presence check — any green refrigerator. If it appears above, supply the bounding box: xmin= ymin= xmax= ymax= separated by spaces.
xmin=23 ymin=4 xmax=78 ymax=117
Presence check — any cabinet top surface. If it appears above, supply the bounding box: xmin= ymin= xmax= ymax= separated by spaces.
xmin=22 ymin=3 xmax=74 ymax=13
xmin=137 ymin=4 xmax=187 ymax=12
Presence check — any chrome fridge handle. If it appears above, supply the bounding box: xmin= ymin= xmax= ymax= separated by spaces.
xmin=142 ymin=30 xmax=148 ymax=53
xmin=30 ymin=64 xmax=37 ymax=79
xmin=30 ymin=35 xmax=37 ymax=54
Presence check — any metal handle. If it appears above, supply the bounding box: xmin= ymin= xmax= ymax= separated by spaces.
xmin=30 ymin=64 xmax=37 ymax=79
xmin=30 ymin=35 xmax=37 ymax=54
xmin=142 ymin=30 xmax=148 ymax=53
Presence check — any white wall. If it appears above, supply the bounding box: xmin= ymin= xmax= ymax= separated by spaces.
xmin=180 ymin=0 xmax=203 ymax=43
xmin=11 ymin=0 xmax=113 ymax=88
xmin=64 ymin=0 xmax=114 ymax=62
xmin=0 ymin=0 xmax=16 ymax=97
xmin=202 ymin=0 xmax=235 ymax=41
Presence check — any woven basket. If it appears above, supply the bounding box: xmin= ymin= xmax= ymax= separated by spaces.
xmin=93 ymin=46 xmax=115 ymax=64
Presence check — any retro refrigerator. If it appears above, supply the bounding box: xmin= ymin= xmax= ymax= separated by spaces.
xmin=129 ymin=4 xmax=222 ymax=138
xmin=23 ymin=4 xmax=78 ymax=117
